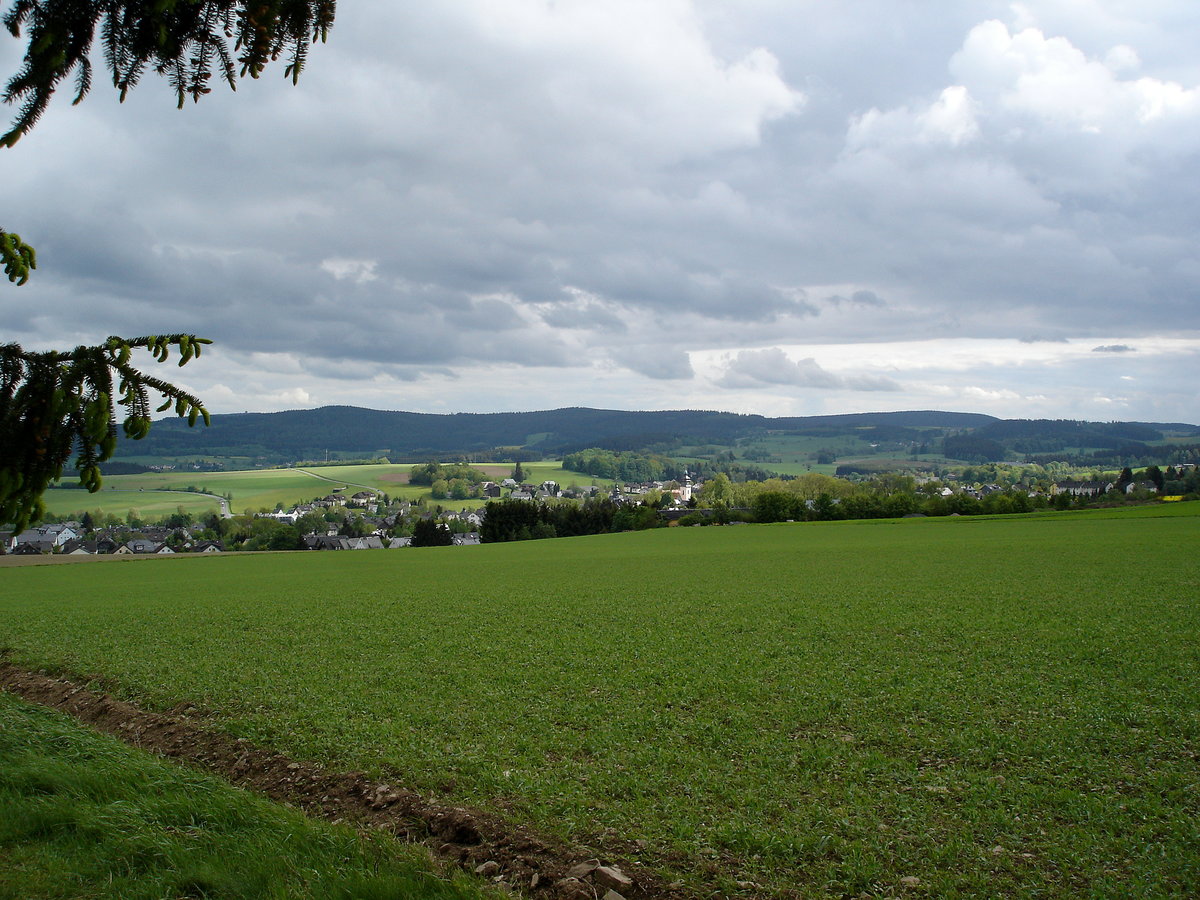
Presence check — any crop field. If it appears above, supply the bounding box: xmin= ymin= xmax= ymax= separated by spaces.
xmin=1 ymin=506 xmax=1198 ymax=897
xmin=39 ymin=488 xmax=222 ymax=520
xmin=48 ymin=468 xmax=341 ymax=516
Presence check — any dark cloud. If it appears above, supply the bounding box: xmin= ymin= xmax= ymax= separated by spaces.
xmin=3 ymin=3 xmax=1198 ymax=419
xmin=538 ymin=302 xmax=628 ymax=333
xmin=1092 ymin=344 xmax=1137 ymax=353
xmin=825 ymin=290 xmax=887 ymax=308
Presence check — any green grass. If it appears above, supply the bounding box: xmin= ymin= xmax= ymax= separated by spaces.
xmin=0 ymin=694 xmax=492 ymax=900
xmin=1 ymin=507 xmax=1197 ymax=896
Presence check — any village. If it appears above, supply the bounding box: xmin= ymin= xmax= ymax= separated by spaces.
xmin=4 ymin=465 xmax=1183 ymax=556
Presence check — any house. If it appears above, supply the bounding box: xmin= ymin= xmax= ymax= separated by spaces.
xmin=13 ymin=537 xmax=56 ymax=553
xmin=192 ymin=541 xmax=225 ymax=553
xmin=1054 ymin=480 xmax=1112 ymax=497
xmin=453 ymin=532 xmax=481 ymax=546
xmin=1125 ymin=481 xmax=1159 ymax=495
xmin=304 ymin=535 xmax=361 ymax=551
xmin=119 ymin=539 xmax=172 ymax=554
xmin=13 ymin=523 xmax=79 ymax=550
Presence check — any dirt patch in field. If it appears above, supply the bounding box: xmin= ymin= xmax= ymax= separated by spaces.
xmin=474 ymin=465 xmax=515 ymax=478
xmin=0 ymin=662 xmax=682 ymax=899
xmin=379 ymin=472 xmax=412 ymax=484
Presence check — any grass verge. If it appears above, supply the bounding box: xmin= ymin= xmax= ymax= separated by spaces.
xmin=0 ymin=692 xmax=493 ymax=900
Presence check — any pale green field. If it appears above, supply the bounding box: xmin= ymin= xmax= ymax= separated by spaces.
xmin=39 ymin=489 xmax=221 ymax=520
xmin=64 ymin=468 xmax=334 ymax=515
xmin=45 ymin=461 xmax=604 ymax=519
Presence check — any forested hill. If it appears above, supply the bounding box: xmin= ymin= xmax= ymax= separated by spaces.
xmin=114 ymin=406 xmax=999 ymax=461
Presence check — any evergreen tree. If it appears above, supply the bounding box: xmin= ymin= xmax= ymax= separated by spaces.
xmin=1116 ymin=466 xmax=1134 ymax=492
xmin=1144 ymin=465 xmax=1165 ymax=491
xmin=1 ymin=2 xmax=336 ymax=531
xmin=410 ymin=517 xmax=453 ymax=547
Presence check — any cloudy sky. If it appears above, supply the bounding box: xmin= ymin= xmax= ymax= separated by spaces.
xmin=5 ymin=1 xmax=1199 ymax=423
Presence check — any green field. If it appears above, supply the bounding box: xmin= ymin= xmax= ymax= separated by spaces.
xmin=2 ymin=508 xmax=1198 ymax=896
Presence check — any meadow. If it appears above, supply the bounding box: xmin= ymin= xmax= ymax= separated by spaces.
xmin=1 ymin=507 xmax=1197 ymax=897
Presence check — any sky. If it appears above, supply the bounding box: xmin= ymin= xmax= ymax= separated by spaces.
xmin=4 ymin=1 xmax=1199 ymax=424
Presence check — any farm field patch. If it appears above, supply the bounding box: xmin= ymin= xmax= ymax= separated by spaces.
xmin=2 ymin=508 xmax=1197 ymax=896
xmin=39 ymin=488 xmax=221 ymax=520
xmin=54 ymin=468 xmax=340 ymax=516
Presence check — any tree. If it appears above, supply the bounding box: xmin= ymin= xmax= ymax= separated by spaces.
xmin=1 ymin=1 xmax=336 ymax=531
xmin=753 ymin=490 xmax=797 ymax=523
xmin=1 ymin=335 xmax=211 ymax=530
xmin=699 ymin=472 xmax=733 ymax=506
xmin=410 ymin=517 xmax=453 ymax=548
xmin=512 ymin=461 xmax=526 ymax=483
xmin=1144 ymin=465 xmax=1165 ymax=491
xmin=1116 ymin=466 xmax=1135 ymax=493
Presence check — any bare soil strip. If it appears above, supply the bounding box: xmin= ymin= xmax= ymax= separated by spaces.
xmin=0 ymin=662 xmax=681 ymax=900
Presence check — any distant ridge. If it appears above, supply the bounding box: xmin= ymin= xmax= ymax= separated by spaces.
xmin=116 ymin=406 xmax=992 ymax=458
xmin=113 ymin=406 xmax=1196 ymax=463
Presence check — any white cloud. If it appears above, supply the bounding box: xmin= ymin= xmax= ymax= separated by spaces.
xmin=320 ymin=258 xmax=378 ymax=283
xmin=952 ymin=19 xmax=1200 ymax=131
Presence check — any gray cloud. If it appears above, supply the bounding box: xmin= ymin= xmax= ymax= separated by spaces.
xmin=718 ymin=348 xmax=901 ymax=392
xmin=609 ymin=345 xmax=695 ymax=381
xmin=825 ymin=290 xmax=887 ymax=308
xmin=1093 ymin=344 xmax=1137 ymax=353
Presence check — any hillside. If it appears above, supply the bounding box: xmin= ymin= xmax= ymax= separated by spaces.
xmin=110 ymin=405 xmax=1198 ymax=468
xmin=114 ymin=407 xmax=998 ymax=462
